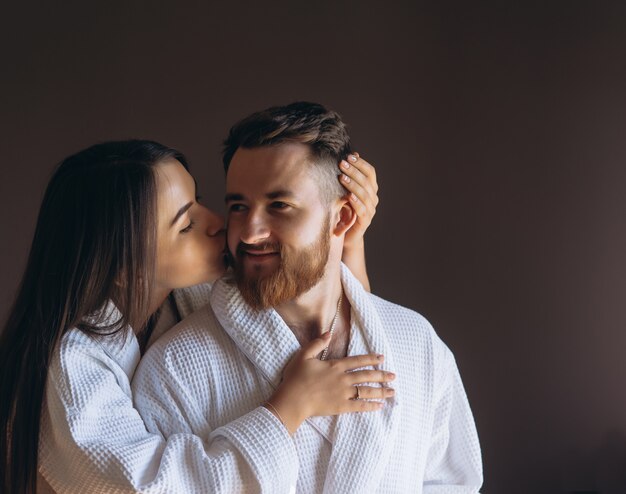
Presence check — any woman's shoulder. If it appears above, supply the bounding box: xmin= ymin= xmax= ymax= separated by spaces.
xmin=56 ymin=326 xmax=133 ymax=363
xmin=56 ymin=302 xmax=132 ymax=356
xmin=49 ymin=324 xmax=139 ymax=410
xmin=51 ymin=303 xmax=139 ymax=389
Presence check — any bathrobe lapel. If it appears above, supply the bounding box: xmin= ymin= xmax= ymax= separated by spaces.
xmin=211 ymin=276 xmax=343 ymax=441
xmin=322 ymin=265 xmax=402 ymax=493
xmin=210 ymin=276 xmax=300 ymax=391
xmin=210 ymin=268 xmax=402 ymax=491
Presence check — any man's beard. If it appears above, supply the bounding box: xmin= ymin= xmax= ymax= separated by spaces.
xmin=232 ymin=215 xmax=331 ymax=310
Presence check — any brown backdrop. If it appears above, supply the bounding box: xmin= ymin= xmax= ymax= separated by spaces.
xmin=2 ymin=2 xmax=626 ymax=493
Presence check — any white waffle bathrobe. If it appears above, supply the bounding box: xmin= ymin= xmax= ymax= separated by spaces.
xmin=39 ymin=286 xmax=299 ymax=493
xmin=133 ymin=265 xmax=483 ymax=493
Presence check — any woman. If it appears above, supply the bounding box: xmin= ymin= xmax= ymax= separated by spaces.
xmin=0 ymin=140 xmax=392 ymax=493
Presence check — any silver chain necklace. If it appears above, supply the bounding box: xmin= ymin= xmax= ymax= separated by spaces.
xmin=320 ymin=292 xmax=343 ymax=361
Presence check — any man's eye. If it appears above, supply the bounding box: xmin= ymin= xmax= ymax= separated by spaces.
xmin=271 ymin=202 xmax=289 ymax=209
xmin=229 ymin=204 xmax=247 ymax=212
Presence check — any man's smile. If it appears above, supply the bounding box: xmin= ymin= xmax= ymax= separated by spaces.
xmin=241 ymin=250 xmax=280 ymax=263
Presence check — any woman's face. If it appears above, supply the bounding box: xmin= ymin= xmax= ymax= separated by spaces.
xmin=154 ymin=159 xmax=226 ymax=292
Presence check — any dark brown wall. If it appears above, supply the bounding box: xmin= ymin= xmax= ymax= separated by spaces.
xmin=2 ymin=2 xmax=626 ymax=493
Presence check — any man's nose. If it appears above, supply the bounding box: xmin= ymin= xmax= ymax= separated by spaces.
xmin=239 ymin=211 xmax=270 ymax=244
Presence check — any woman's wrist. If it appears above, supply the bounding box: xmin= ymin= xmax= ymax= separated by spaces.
xmin=265 ymin=389 xmax=308 ymax=436
xmin=342 ymin=236 xmax=365 ymax=257
xmin=341 ymin=238 xmax=371 ymax=292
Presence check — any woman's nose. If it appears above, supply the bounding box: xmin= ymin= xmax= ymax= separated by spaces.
xmin=204 ymin=208 xmax=225 ymax=236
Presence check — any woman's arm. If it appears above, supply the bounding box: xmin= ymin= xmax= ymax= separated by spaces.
xmin=338 ymin=153 xmax=379 ymax=292
xmin=135 ymin=331 xmax=395 ymax=438
xmin=40 ymin=329 xmax=296 ymax=494
xmin=41 ymin=328 xmax=395 ymax=493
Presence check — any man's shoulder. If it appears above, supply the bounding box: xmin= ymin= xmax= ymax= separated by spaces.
xmin=143 ymin=302 xmax=222 ymax=366
xmin=368 ymin=293 xmax=435 ymax=334
xmin=366 ymin=292 xmax=452 ymax=359
xmin=134 ymin=303 xmax=230 ymax=403
xmin=171 ymin=282 xmax=213 ymax=318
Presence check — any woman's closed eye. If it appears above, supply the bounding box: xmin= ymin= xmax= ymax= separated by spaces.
xmin=180 ymin=219 xmax=195 ymax=233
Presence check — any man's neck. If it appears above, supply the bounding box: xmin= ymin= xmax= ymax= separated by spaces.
xmin=274 ymin=264 xmax=347 ymax=345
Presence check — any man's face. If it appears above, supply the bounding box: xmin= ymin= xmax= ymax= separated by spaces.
xmin=225 ymin=143 xmax=332 ymax=310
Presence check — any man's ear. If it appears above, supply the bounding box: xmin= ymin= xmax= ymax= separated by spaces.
xmin=332 ymin=200 xmax=357 ymax=237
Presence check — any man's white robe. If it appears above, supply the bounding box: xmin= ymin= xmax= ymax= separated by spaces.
xmin=133 ymin=266 xmax=483 ymax=493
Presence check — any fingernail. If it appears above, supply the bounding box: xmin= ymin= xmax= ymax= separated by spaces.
xmin=340 ymin=160 xmax=350 ymax=169
xmin=377 ymin=354 xmax=384 ymax=360
xmin=348 ymin=154 xmax=357 ymax=163
xmin=342 ymin=174 xmax=351 ymax=183
xmin=322 ymin=331 xmax=331 ymax=339
xmin=387 ymin=372 xmax=396 ymax=379
xmin=350 ymin=193 xmax=358 ymax=202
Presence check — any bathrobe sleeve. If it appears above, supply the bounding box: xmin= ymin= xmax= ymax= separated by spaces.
xmin=423 ymin=349 xmax=483 ymax=493
xmin=132 ymin=331 xmax=299 ymax=494
xmin=40 ymin=329 xmax=297 ymax=494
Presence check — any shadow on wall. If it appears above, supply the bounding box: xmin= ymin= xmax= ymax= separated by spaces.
xmin=559 ymin=429 xmax=626 ymax=494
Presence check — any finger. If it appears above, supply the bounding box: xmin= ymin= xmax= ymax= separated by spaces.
xmin=340 ymin=173 xmax=377 ymax=213
xmin=347 ymin=193 xmax=370 ymax=225
xmin=339 ymin=160 xmax=379 ymax=212
xmin=339 ymin=160 xmax=377 ymax=199
xmin=301 ymin=332 xmax=331 ymax=359
xmin=332 ymin=353 xmax=384 ymax=371
xmin=346 ymin=369 xmax=396 ymax=385
xmin=339 ymin=175 xmax=375 ymax=215
xmin=345 ymin=154 xmax=377 ymax=191
xmin=344 ymin=399 xmax=385 ymax=413
xmin=351 ymin=385 xmax=395 ymax=400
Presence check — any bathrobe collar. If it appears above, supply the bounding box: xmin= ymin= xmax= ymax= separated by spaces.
xmin=210 ymin=264 xmax=401 ymax=493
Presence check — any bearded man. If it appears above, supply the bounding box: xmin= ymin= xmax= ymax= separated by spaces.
xmin=133 ymin=102 xmax=483 ymax=493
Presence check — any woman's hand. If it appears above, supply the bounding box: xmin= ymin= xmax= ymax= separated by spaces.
xmin=338 ymin=153 xmax=379 ymax=291
xmin=339 ymin=153 xmax=379 ymax=248
xmin=265 ymin=334 xmax=396 ymax=435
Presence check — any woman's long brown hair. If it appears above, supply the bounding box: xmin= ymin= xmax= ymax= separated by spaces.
xmin=0 ymin=140 xmax=188 ymax=493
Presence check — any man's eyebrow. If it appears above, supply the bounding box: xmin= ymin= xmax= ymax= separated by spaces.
xmin=225 ymin=190 xmax=295 ymax=203
xmin=171 ymin=202 xmax=193 ymax=226
xmin=266 ymin=190 xmax=294 ymax=199
xmin=225 ymin=193 xmax=244 ymax=203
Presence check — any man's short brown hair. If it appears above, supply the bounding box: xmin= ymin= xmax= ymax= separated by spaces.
xmin=222 ymin=101 xmax=352 ymax=203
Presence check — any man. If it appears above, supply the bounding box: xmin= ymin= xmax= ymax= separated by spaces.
xmin=133 ymin=102 xmax=483 ymax=493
